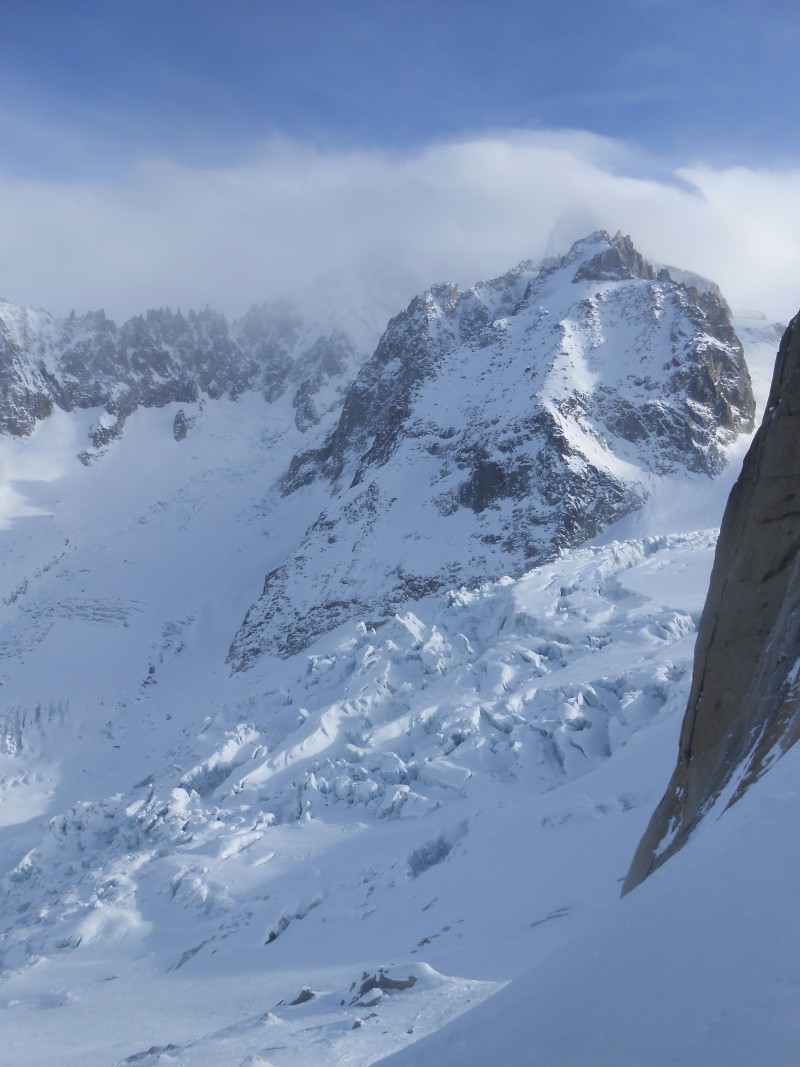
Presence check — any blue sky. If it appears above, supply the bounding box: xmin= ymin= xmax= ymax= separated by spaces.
xmin=0 ymin=1 xmax=798 ymax=322
xmin=3 ymin=0 xmax=797 ymax=178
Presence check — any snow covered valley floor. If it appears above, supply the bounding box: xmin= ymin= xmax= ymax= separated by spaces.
xmin=0 ymin=359 xmax=796 ymax=1065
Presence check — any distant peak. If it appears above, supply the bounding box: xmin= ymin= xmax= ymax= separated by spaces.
xmin=560 ymin=230 xmax=613 ymax=261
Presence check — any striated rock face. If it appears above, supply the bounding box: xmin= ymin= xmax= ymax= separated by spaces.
xmin=624 ymin=311 xmax=800 ymax=894
xmin=229 ymin=231 xmax=756 ymax=666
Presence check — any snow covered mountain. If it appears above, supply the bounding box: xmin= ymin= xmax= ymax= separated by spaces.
xmin=0 ymin=235 xmax=789 ymax=1066
xmin=0 ymin=297 xmax=373 ymax=454
xmin=230 ymin=231 xmax=755 ymax=664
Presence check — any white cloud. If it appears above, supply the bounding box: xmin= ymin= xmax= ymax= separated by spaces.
xmin=0 ymin=131 xmax=797 ymax=326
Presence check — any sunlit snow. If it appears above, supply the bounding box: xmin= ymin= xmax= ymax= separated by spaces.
xmin=0 ymin=314 xmax=791 ymax=1066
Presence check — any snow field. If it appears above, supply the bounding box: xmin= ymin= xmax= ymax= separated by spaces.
xmin=0 ymin=396 xmax=718 ymax=1063
xmin=0 ymin=299 xmax=784 ymax=1064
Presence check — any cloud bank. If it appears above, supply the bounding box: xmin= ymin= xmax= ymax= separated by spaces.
xmin=0 ymin=130 xmax=798 ymax=325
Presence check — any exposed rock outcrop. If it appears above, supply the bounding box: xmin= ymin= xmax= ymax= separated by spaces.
xmin=172 ymin=408 xmax=196 ymax=442
xmin=0 ymin=305 xmax=56 ymax=435
xmin=624 ymin=311 xmax=800 ymax=893
xmin=572 ymin=231 xmax=656 ymax=283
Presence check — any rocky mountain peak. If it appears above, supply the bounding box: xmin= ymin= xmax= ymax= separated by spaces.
xmin=0 ymin=235 xmax=760 ymax=670
xmin=572 ymin=231 xmax=657 ymax=283
xmin=624 ymin=311 xmax=800 ymax=893
xmin=229 ymin=234 xmax=757 ymax=667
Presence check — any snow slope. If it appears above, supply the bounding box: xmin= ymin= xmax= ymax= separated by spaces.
xmin=379 ymin=735 xmax=800 ymax=1067
xmin=0 ymin=446 xmax=752 ymax=1064
xmin=0 ymin=267 xmax=785 ymax=1065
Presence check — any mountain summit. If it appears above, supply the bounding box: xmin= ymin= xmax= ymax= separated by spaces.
xmin=229 ymin=231 xmax=755 ymax=665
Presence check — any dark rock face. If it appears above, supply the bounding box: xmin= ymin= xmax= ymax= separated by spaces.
xmin=572 ymin=232 xmax=656 ymax=283
xmin=173 ymin=409 xmax=196 ymax=442
xmin=0 ymin=309 xmax=56 ymax=435
xmin=0 ymin=299 xmax=360 ymax=444
xmin=624 ymin=312 xmax=800 ymax=894
xmin=229 ymin=232 xmax=757 ymax=667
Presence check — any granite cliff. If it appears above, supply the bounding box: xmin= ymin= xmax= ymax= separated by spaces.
xmin=624 ymin=310 xmax=800 ymax=892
